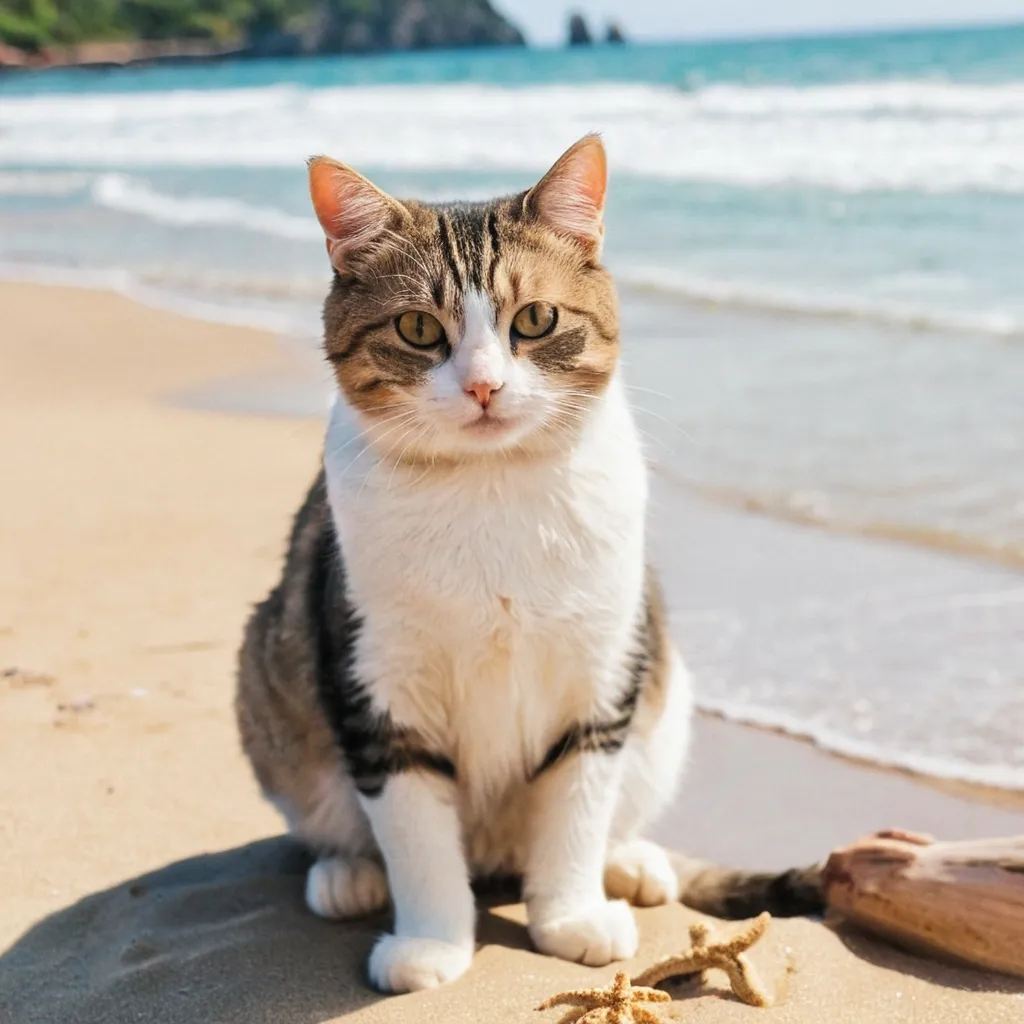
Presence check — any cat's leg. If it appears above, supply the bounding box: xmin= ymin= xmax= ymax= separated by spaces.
xmin=525 ymin=751 xmax=639 ymax=966
xmin=272 ymin=769 xmax=391 ymax=920
xmin=604 ymin=838 xmax=680 ymax=906
xmin=306 ymin=854 xmax=389 ymax=919
xmin=605 ymin=645 xmax=693 ymax=907
xmin=359 ymin=771 xmax=476 ymax=993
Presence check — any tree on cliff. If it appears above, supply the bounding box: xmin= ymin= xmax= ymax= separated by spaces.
xmin=0 ymin=0 xmax=524 ymax=54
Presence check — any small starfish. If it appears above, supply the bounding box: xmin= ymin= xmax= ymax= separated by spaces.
xmin=537 ymin=971 xmax=672 ymax=1024
xmin=631 ymin=912 xmax=772 ymax=1008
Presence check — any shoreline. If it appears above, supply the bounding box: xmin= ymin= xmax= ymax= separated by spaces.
xmin=696 ymin=710 xmax=1024 ymax=814
xmin=4 ymin=260 xmax=1020 ymax=576
xmin=4 ymin=277 xmax=1022 ymax=800
xmin=687 ymin=477 xmax=1024 ymax=575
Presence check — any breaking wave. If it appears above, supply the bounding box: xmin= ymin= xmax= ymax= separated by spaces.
xmin=3 ymin=80 xmax=1024 ymax=192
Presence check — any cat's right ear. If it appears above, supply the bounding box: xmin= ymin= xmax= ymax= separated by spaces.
xmin=308 ymin=157 xmax=406 ymax=271
xmin=524 ymin=134 xmax=607 ymax=258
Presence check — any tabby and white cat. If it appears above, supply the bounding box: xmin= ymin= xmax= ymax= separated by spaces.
xmin=236 ymin=136 xmax=820 ymax=994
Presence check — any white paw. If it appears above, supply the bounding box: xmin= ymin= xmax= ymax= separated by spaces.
xmin=368 ymin=935 xmax=474 ymax=993
xmin=605 ymin=839 xmax=680 ymax=907
xmin=529 ymin=899 xmax=639 ymax=966
xmin=305 ymin=855 xmax=389 ymax=919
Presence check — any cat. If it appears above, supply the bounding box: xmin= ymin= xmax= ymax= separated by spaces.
xmin=235 ymin=135 xmax=821 ymax=994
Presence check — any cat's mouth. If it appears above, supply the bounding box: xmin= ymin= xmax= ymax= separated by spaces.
xmin=461 ymin=410 xmax=523 ymax=440
xmin=464 ymin=412 xmax=516 ymax=432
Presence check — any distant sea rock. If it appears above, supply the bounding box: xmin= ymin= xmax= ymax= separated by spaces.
xmin=567 ymin=13 xmax=593 ymax=46
xmin=606 ymin=21 xmax=627 ymax=44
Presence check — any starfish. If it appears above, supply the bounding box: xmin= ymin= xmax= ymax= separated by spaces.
xmin=631 ymin=912 xmax=771 ymax=1008
xmin=537 ymin=971 xmax=672 ymax=1024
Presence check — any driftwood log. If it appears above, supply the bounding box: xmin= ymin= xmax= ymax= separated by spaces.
xmin=822 ymin=829 xmax=1024 ymax=978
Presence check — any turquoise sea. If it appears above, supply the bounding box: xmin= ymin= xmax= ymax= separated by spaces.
xmin=2 ymin=24 xmax=1022 ymax=787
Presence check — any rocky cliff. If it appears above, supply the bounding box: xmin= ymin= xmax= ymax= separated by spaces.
xmin=0 ymin=0 xmax=525 ymax=70
xmin=302 ymin=0 xmax=524 ymax=53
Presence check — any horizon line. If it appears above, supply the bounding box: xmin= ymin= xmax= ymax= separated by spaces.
xmin=522 ymin=15 xmax=1024 ymax=48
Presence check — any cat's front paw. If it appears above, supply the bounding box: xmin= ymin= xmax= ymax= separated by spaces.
xmin=368 ymin=935 xmax=474 ymax=993
xmin=529 ymin=899 xmax=638 ymax=966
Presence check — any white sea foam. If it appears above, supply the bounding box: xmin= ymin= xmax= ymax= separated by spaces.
xmin=12 ymin=174 xmax=1023 ymax=337
xmin=698 ymin=697 xmax=1024 ymax=791
xmin=91 ymin=173 xmax=320 ymax=239
xmin=616 ymin=265 xmax=1024 ymax=339
xmin=685 ymin=80 xmax=1024 ymax=116
xmin=88 ymin=172 xmax=513 ymax=236
xmin=3 ymin=80 xmax=1024 ymax=192
xmin=0 ymin=170 xmax=91 ymax=196
xmin=35 ymin=170 xmax=1024 ymax=340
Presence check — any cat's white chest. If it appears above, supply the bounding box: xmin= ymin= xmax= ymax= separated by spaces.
xmin=324 ymin=382 xmax=648 ymax=798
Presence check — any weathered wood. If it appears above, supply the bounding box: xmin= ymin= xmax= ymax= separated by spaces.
xmin=823 ymin=830 xmax=1024 ymax=978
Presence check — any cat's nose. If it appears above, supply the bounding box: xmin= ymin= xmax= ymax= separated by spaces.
xmin=465 ymin=381 xmax=502 ymax=408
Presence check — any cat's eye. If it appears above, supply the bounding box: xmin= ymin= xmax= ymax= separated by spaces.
xmin=396 ymin=311 xmax=446 ymax=347
xmin=511 ymin=302 xmax=558 ymax=340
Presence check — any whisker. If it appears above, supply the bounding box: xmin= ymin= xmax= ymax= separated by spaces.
xmin=386 ymin=426 xmax=427 ymax=490
xmin=554 ymin=387 xmax=696 ymax=448
xmin=326 ymin=407 xmax=418 ymax=460
xmin=632 ymin=406 xmax=695 ymax=445
xmin=624 ymin=383 xmax=674 ymax=402
xmin=546 ymin=399 xmax=679 ymax=458
xmin=332 ymin=411 xmax=422 ymax=485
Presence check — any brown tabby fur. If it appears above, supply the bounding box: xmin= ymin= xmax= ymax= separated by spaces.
xmin=235 ymin=151 xmax=825 ymax=918
xmin=322 ymin=192 xmax=619 ymax=430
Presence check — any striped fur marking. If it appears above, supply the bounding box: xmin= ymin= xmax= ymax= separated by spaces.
xmin=309 ymin=516 xmax=454 ymax=797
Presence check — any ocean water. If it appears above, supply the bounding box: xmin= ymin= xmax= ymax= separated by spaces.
xmin=1 ymin=25 xmax=1022 ymax=788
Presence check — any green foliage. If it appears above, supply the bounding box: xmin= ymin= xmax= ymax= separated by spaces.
xmin=0 ymin=0 xmax=520 ymax=53
xmin=0 ymin=0 xmax=308 ymax=49
xmin=0 ymin=0 xmax=59 ymax=51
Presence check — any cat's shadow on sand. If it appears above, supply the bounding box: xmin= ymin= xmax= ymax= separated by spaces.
xmin=0 ymin=837 xmax=533 ymax=1024
xmin=4 ymin=837 xmax=1021 ymax=1024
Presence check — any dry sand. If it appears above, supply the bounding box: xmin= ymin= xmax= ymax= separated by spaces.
xmin=1 ymin=281 xmax=1022 ymax=1023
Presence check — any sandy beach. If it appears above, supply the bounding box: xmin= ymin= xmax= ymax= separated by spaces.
xmin=1 ymin=280 xmax=1023 ymax=1023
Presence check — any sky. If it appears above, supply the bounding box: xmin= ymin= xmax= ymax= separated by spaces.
xmin=498 ymin=0 xmax=1024 ymax=46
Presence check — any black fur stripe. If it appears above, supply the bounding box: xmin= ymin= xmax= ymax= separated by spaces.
xmin=329 ymin=316 xmax=394 ymax=361
xmin=562 ymin=303 xmax=617 ymax=344
xmin=451 ymin=207 xmax=485 ymax=289
xmin=436 ymin=214 xmax=463 ymax=292
xmin=486 ymin=210 xmax=501 ymax=290
xmin=624 ymin=584 xmax=659 ymax=713
xmin=309 ymin=514 xmax=455 ymax=797
xmin=531 ymin=588 xmax=655 ymax=780
xmin=530 ymin=718 xmax=632 ymax=780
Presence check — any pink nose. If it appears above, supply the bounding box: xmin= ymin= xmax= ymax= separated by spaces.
xmin=465 ymin=381 xmax=501 ymax=408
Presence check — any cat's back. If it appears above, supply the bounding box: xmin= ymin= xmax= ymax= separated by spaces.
xmin=235 ymin=472 xmax=347 ymax=813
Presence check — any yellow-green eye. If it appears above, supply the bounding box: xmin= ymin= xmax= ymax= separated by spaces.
xmin=396 ymin=311 xmax=446 ymax=347
xmin=512 ymin=302 xmax=557 ymax=340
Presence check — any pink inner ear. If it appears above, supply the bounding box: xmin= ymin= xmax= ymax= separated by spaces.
xmin=530 ymin=135 xmax=608 ymax=249
xmin=564 ymin=136 xmax=607 ymax=214
xmin=308 ymin=158 xmax=393 ymax=262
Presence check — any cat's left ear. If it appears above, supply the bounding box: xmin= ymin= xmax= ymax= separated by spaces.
xmin=308 ymin=156 xmax=408 ymax=271
xmin=525 ymin=134 xmax=607 ymax=257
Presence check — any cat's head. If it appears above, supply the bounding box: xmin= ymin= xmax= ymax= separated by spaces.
xmin=308 ymin=135 xmax=619 ymax=462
